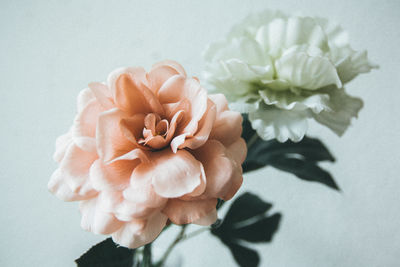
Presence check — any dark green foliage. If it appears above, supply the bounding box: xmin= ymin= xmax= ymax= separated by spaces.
xmin=212 ymin=193 xmax=282 ymax=267
xmin=242 ymin=115 xmax=339 ymax=190
xmin=75 ymin=238 xmax=135 ymax=267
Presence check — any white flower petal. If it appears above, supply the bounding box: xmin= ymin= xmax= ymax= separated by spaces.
xmin=222 ymin=59 xmax=274 ymax=81
xmin=259 ymin=89 xmax=331 ymax=113
xmin=333 ymin=48 xmax=378 ymax=83
xmin=203 ymin=10 xmax=375 ymax=140
xmin=313 ymin=88 xmax=363 ymax=136
xmin=257 ymin=16 xmax=329 ymax=58
xmin=249 ymin=106 xmax=309 ymax=142
xmin=275 ymin=46 xmax=342 ymax=90
xmin=228 ymin=97 xmax=261 ymax=113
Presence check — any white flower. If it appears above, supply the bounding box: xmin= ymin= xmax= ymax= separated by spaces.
xmin=203 ymin=10 xmax=377 ymax=142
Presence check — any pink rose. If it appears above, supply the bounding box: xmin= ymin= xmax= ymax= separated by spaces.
xmin=48 ymin=60 xmax=246 ymax=248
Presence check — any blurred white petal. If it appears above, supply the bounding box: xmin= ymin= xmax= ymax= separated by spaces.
xmin=249 ymin=106 xmax=309 ymax=142
xmin=313 ymin=88 xmax=363 ymax=136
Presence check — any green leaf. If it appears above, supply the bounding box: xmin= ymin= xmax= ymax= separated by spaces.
xmin=212 ymin=193 xmax=281 ymax=267
xmin=242 ymin=115 xmax=339 ymax=190
xmin=269 ymin=157 xmax=339 ymax=190
xmin=227 ymin=242 xmax=260 ymax=267
xmin=224 ymin=193 xmax=272 ymax=224
xmin=75 ymin=238 xmax=135 ymax=267
xmin=230 ymin=214 xmax=282 ymax=243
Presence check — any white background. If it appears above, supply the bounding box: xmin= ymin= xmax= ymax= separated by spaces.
xmin=1 ymin=0 xmax=399 ymax=266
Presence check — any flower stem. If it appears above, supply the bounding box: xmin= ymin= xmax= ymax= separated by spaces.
xmin=142 ymin=243 xmax=152 ymax=267
xmin=156 ymin=225 xmax=187 ymax=266
xmin=246 ymin=132 xmax=259 ymax=150
xmin=181 ymin=227 xmax=210 ymax=241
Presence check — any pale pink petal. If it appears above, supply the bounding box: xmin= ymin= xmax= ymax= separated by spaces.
xmin=73 ymin=97 xmax=104 ymax=153
xmin=226 ymin=138 xmax=247 ymax=166
xmin=113 ymin=73 xmax=164 ymax=115
xmin=162 ymin=99 xmax=190 ymax=121
xmin=222 ymin=168 xmax=243 ymax=201
xmin=107 ymin=66 xmax=149 ymax=93
xmin=120 ymin=113 xmax=147 ymax=146
xmin=73 ymin=99 xmax=103 ymax=138
xmin=157 ymin=75 xmax=186 ymax=104
xmin=90 ymin=149 xmax=149 ymax=191
xmin=123 ymin=163 xmax=167 ymax=208
xmin=88 ymin=82 xmax=114 ymax=109
xmin=151 ymin=149 xmax=204 ymax=198
xmin=152 ymin=60 xmax=187 ymax=77
xmin=115 ymin=200 xmax=156 ymax=221
xmin=162 ymin=198 xmax=217 ymax=224
xmin=48 ymin=168 xmax=95 ymax=201
xmin=193 ymin=209 xmax=218 ymax=226
xmin=145 ymin=135 xmax=168 ymax=150
xmin=53 ymin=131 xmax=73 ymax=163
xmin=191 ymin=140 xmax=238 ymax=199
xmin=77 ymin=88 xmax=95 ymax=113
xmin=164 ymin=110 xmax=184 ymax=144
xmin=180 ymin=99 xmax=217 ymax=150
xmin=181 ymin=162 xmax=206 ymax=198
xmin=148 ymin=60 xmax=187 ymax=93
xmin=179 ymin=79 xmax=209 ymax=134
xmin=112 ymin=212 xmax=168 ymax=249
xmin=58 ymin=144 xmax=97 ymax=196
xmin=209 ymin=93 xmax=229 ymax=114
xmin=89 ymin=159 xmax=137 ymax=191
xmin=80 ymin=197 xmax=123 ymax=235
xmin=96 ymin=108 xmax=136 ymax=162
xmin=170 ymin=133 xmax=190 ymax=153
xmin=209 ymin=110 xmax=243 ymax=146
xmin=158 ymin=76 xmax=208 ymax=135
xmin=108 ymin=148 xmax=149 ymax=164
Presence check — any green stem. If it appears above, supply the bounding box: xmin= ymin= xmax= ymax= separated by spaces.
xmin=156 ymin=225 xmax=187 ymax=267
xmin=246 ymin=132 xmax=259 ymax=150
xmin=142 ymin=243 xmax=152 ymax=267
xmin=181 ymin=227 xmax=210 ymax=241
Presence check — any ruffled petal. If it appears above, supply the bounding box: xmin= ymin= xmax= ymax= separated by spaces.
xmin=193 ymin=209 xmax=218 ymax=226
xmin=72 ymin=99 xmax=104 ymax=152
xmin=180 ymin=99 xmax=217 ymax=150
xmin=58 ymin=144 xmax=98 ymax=195
xmin=226 ymin=138 xmax=247 ymax=167
xmin=114 ymin=73 xmax=163 ymax=115
xmin=249 ymin=106 xmax=309 ymax=142
xmin=313 ymin=88 xmax=363 ymax=136
xmin=162 ymin=198 xmax=217 ymax=225
xmin=256 ymin=16 xmax=329 ymax=57
xmin=148 ymin=60 xmax=187 ymax=93
xmin=77 ymin=88 xmax=95 ymax=113
xmin=149 ymin=149 xmax=205 ymax=198
xmin=80 ymin=196 xmax=123 ymax=235
xmin=209 ymin=110 xmax=243 ymax=146
xmin=90 ymin=158 xmax=138 ymax=191
xmin=112 ymin=212 xmax=168 ymax=249
xmin=259 ymin=89 xmax=331 ymax=113
xmin=96 ymin=108 xmax=136 ymax=162
xmin=122 ymin=163 xmax=167 ymax=208
xmin=88 ymin=82 xmax=114 ymax=109
xmin=159 ymin=76 xmax=208 ymax=135
xmin=275 ymin=45 xmax=342 ymax=90
xmin=222 ymin=59 xmax=273 ymax=81
xmin=192 ymin=140 xmax=242 ymax=200
xmin=208 ymin=93 xmax=229 ymax=113
xmin=48 ymin=168 xmax=95 ymax=201
xmin=53 ymin=130 xmax=73 ymax=163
